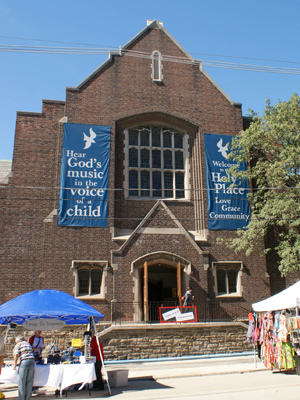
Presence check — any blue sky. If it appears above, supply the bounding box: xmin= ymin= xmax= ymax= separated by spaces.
xmin=1 ymin=0 xmax=299 ymax=160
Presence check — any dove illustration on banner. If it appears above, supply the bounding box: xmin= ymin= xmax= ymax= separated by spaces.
xmin=216 ymin=138 xmax=229 ymax=159
xmin=83 ymin=127 xmax=96 ymax=149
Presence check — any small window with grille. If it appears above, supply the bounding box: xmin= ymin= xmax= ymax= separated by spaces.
xmin=125 ymin=126 xmax=189 ymax=200
xmin=72 ymin=261 xmax=107 ymax=298
xmin=212 ymin=262 xmax=243 ymax=297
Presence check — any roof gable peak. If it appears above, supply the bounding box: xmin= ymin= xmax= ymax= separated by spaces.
xmin=122 ymin=20 xmax=194 ymax=61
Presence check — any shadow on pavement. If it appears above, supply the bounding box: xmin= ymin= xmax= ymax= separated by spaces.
xmin=0 ymin=378 xmax=174 ymax=399
xmin=272 ymin=369 xmax=297 ymax=375
xmin=108 ymin=379 xmax=174 ymax=396
xmin=0 ymin=386 xmax=18 ymax=393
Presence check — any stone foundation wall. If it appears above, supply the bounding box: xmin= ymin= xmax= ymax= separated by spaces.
xmin=2 ymin=322 xmax=252 ymax=361
xmin=100 ymin=322 xmax=252 ymax=360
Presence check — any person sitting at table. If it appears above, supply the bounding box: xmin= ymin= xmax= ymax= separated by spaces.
xmin=90 ymin=334 xmax=105 ymax=391
xmin=13 ymin=335 xmax=35 ymax=400
xmin=29 ymin=331 xmax=44 ymax=363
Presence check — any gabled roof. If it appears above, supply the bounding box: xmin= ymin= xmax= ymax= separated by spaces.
xmin=67 ymin=20 xmax=195 ymax=92
xmin=111 ymin=200 xmax=204 ymax=256
xmin=66 ymin=20 xmax=238 ymax=106
xmin=122 ymin=19 xmax=194 ymax=61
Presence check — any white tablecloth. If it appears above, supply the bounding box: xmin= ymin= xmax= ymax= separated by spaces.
xmin=60 ymin=364 xmax=95 ymax=390
xmin=0 ymin=364 xmax=96 ymax=390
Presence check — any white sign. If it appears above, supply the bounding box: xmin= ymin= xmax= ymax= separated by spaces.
xmin=162 ymin=308 xmax=181 ymax=321
xmin=22 ymin=318 xmax=66 ymax=331
xmin=176 ymin=312 xmax=195 ymax=322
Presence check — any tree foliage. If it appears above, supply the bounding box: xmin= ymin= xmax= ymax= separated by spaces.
xmin=226 ymin=93 xmax=300 ymax=276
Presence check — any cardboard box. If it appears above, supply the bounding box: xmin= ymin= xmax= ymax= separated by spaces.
xmin=107 ymin=369 xmax=129 ymax=387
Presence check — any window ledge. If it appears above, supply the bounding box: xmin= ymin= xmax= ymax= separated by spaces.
xmin=216 ymin=294 xmax=242 ymax=299
xmin=76 ymin=295 xmax=105 ymax=300
xmin=126 ymin=197 xmax=190 ymax=202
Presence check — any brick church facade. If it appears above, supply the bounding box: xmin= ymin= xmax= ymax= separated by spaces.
xmin=0 ymin=21 xmax=295 ymax=322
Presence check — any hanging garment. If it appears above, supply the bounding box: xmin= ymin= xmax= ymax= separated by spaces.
xmin=273 ymin=313 xmax=280 ymax=337
xmin=253 ymin=313 xmax=260 ymax=341
xmin=278 ymin=314 xmax=288 ymax=343
xmin=265 ymin=312 xmax=274 ymax=332
xmin=260 ymin=312 xmax=273 ymax=345
xmin=280 ymin=342 xmax=296 ymax=370
xmin=259 ymin=316 xmax=265 ymax=344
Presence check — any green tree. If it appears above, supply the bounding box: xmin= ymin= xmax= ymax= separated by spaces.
xmin=226 ymin=93 xmax=300 ymax=276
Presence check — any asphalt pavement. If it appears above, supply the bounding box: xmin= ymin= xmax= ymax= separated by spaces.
xmin=1 ymin=354 xmax=299 ymax=400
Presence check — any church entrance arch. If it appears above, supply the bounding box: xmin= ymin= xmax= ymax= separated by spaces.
xmin=147 ymin=264 xmax=177 ymax=302
xmin=131 ymin=252 xmax=191 ymax=322
xmin=143 ymin=264 xmax=177 ymax=322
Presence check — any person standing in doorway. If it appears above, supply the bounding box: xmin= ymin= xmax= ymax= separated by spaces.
xmin=13 ymin=335 xmax=35 ymax=400
xmin=183 ymin=287 xmax=194 ymax=306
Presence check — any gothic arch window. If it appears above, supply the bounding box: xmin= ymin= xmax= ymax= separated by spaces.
xmin=151 ymin=51 xmax=163 ymax=82
xmin=124 ymin=126 xmax=190 ymax=200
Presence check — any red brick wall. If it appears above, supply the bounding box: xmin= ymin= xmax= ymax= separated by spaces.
xmin=0 ymin=24 xmax=272 ymax=314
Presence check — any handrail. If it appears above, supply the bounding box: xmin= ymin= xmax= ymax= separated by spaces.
xmin=106 ymin=300 xmax=250 ymax=325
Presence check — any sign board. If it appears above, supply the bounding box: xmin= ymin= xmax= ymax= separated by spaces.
xmin=162 ymin=308 xmax=181 ymax=321
xmin=58 ymin=123 xmax=111 ymax=227
xmin=71 ymin=338 xmax=82 ymax=348
xmin=159 ymin=306 xmax=197 ymax=323
xmin=204 ymin=133 xmax=250 ymax=230
xmin=22 ymin=318 xmax=66 ymax=331
xmin=175 ymin=312 xmax=195 ymax=322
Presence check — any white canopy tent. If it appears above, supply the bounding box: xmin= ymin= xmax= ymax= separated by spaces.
xmin=252 ymin=280 xmax=300 ymax=312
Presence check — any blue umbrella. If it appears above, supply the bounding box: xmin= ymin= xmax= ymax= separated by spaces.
xmin=0 ymin=289 xmax=104 ymax=325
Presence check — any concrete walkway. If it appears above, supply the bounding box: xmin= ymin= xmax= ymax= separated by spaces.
xmin=116 ymin=353 xmax=265 ymax=380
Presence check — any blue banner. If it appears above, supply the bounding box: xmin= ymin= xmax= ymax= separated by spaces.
xmin=58 ymin=123 xmax=111 ymax=227
xmin=204 ymin=133 xmax=250 ymax=230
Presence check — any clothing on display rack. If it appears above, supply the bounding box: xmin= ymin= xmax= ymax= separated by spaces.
xmin=247 ymin=310 xmax=299 ymax=371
